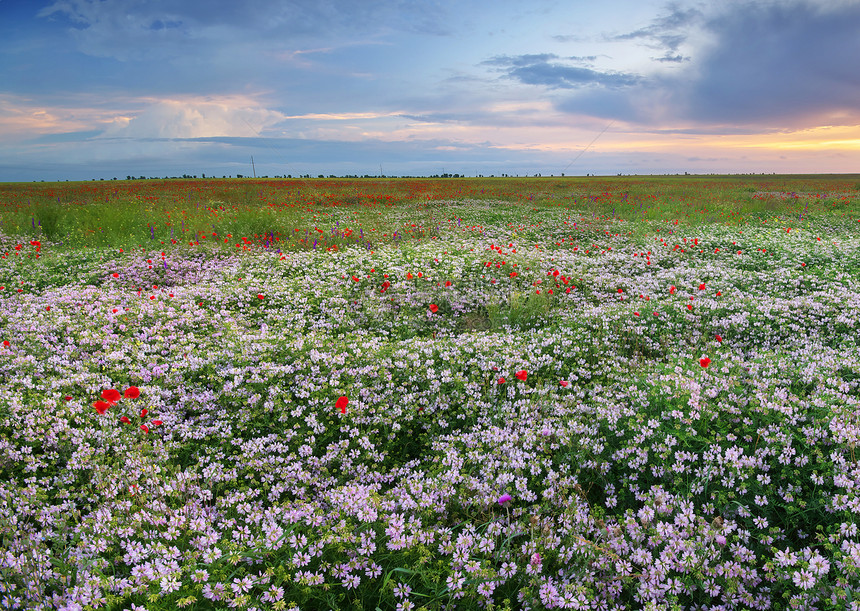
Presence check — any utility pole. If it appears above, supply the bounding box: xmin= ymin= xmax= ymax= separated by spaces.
xmin=251 ymin=156 xmax=256 ymax=178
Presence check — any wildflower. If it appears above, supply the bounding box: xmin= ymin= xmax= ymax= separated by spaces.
xmin=669 ymin=285 xmax=676 ymax=294
xmin=336 ymin=396 xmax=348 ymax=414
xmin=258 ymin=294 xmax=265 ymax=300
xmin=497 ymin=494 xmax=512 ymax=505
xmin=124 ymin=386 xmax=140 ymax=399
xmin=93 ymin=400 xmax=111 ymax=415
xmin=140 ymin=424 xmax=150 ymax=434
xmin=715 ymin=334 xmax=723 ymax=342
xmin=102 ymin=389 xmax=121 ymax=404
xmin=429 ymin=304 xmax=439 ymax=313
xmin=792 ymin=569 xmax=815 ymax=590
xmin=120 ymin=416 xmax=131 ymax=424
xmin=699 ymin=283 xmax=706 ymax=290
xmin=497 ymin=377 xmax=505 ymax=384
xmin=559 ymin=380 xmax=569 ymax=387
xmin=700 ymin=357 xmax=711 ymax=368
xmin=515 ymin=370 xmax=528 ymax=381
xmin=151 ymin=420 xmax=163 ymax=426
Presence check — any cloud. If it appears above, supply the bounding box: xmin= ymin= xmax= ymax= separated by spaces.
xmin=483 ymin=54 xmax=642 ymax=89
xmin=36 ymin=0 xmax=457 ymax=61
xmin=100 ymin=97 xmax=288 ymax=139
xmin=678 ymin=0 xmax=860 ymax=125
xmin=609 ymin=2 xmax=702 ymax=62
xmin=537 ymin=1 xmax=860 ymax=130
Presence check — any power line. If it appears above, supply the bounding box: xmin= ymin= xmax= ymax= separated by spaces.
xmin=560 ymin=120 xmax=615 ymax=176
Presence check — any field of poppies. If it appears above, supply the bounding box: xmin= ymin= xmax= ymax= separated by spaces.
xmin=0 ymin=175 xmax=859 ymax=611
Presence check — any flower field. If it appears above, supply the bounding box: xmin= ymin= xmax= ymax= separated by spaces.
xmin=0 ymin=176 xmax=859 ymax=610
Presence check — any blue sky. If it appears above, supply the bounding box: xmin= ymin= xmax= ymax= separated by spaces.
xmin=1 ymin=0 xmax=859 ymax=181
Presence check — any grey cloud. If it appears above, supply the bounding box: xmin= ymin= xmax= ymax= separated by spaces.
xmin=611 ymin=2 xmax=701 ymax=53
xmin=36 ymin=0 xmax=456 ymax=61
xmin=678 ymin=0 xmax=860 ymax=125
xmin=484 ymin=54 xmax=642 ymax=89
xmin=550 ymin=1 xmax=860 ymax=129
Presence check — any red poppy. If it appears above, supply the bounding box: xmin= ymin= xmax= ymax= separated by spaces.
xmin=258 ymin=294 xmax=265 ymax=300
xmin=140 ymin=408 xmax=148 ymax=418
xmin=497 ymin=377 xmax=506 ymax=385
xmin=715 ymin=334 xmax=723 ymax=343
xmin=124 ymin=386 xmax=140 ymax=399
xmin=93 ymin=400 xmax=111 ymax=415
xmin=633 ymin=312 xmax=640 ymax=317
xmin=2 ymin=340 xmax=8 ymax=347
xmin=669 ymin=285 xmax=676 ymax=294
xmin=120 ymin=416 xmax=131 ymax=424
xmin=64 ymin=396 xmax=72 ymax=401
xmin=699 ymin=283 xmax=706 ymax=290
xmin=445 ymin=280 xmax=452 ymax=287
xmin=429 ymin=304 xmax=439 ymax=313
xmin=151 ymin=420 xmax=163 ymax=426
xmin=112 ymin=273 xmax=119 ymax=278
xmin=559 ymin=380 xmax=569 ymax=387
xmin=699 ymin=357 xmax=711 ymax=368
xmin=140 ymin=424 xmax=150 ymax=434
xmin=515 ymin=370 xmax=528 ymax=381
xmin=335 ymin=396 xmax=348 ymax=414
xmin=101 ymin=389 xmax=121 ymax=404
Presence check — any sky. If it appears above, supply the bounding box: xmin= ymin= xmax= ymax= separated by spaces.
xmin=1 ymin=0 xmax=859 ymax=181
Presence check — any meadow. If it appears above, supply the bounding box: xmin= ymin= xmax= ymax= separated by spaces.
xmin=0 ymin=175 xmax=859 ymax=611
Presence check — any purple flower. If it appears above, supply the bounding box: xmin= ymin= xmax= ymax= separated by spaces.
xmin=497 ymin=494 xmax=512 ymax=506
